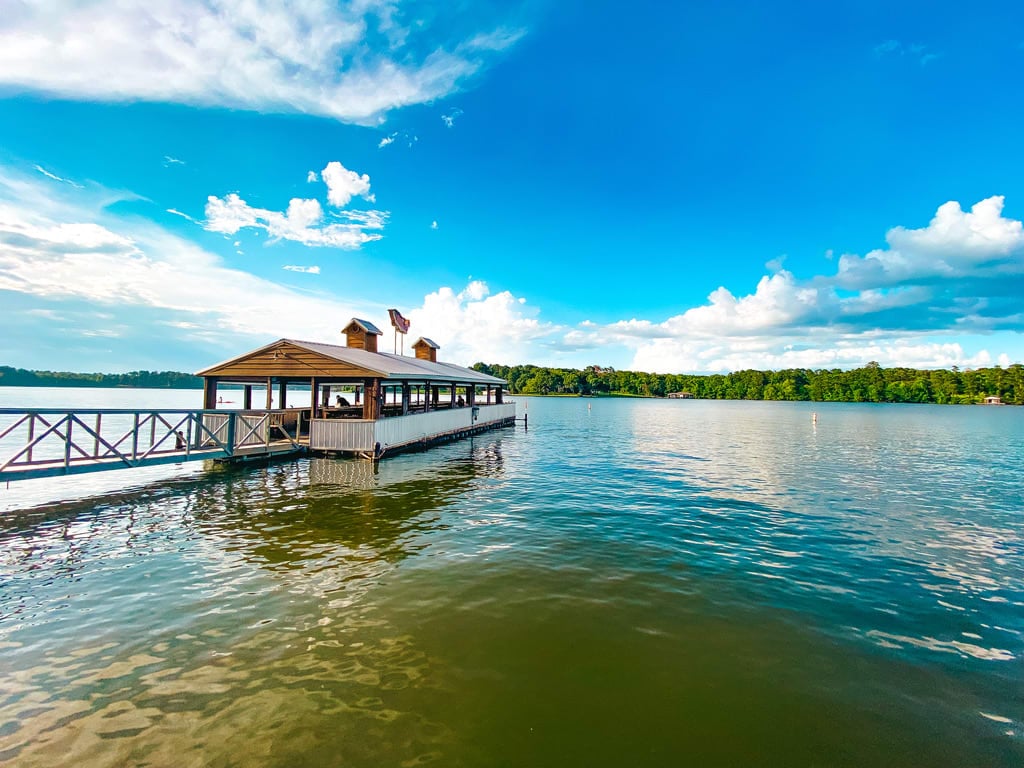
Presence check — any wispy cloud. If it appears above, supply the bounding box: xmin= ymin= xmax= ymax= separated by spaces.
xmin=874 ymin=39 xmax=942 ymax=66
xmin=0 ymin=1 xmax=526 ymax=125
xmin=283 ymin=265 xmax=321 ymax=274
xmin=163 ymin=155 xmax=185 ymax=167
xmin=205 ymin=161 xmax=385 ymax=249
xmin=166 ymin=208 xmax=196 ymax=223
xmin=377 ymin=131 xmax=417 ymax=149
xmin=430 ymin=220 xmax=438 ymax=230
xmin=34 ymin=165 xmax=83 ymax=188
xmin=307 ymin=171 xmax=318 ymax=183
xmin=442 ymin=108 xmax=464 ymax=128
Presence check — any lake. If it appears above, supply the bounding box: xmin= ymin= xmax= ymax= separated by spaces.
xmin=1 ymin=387 xmax=1022 ymax=766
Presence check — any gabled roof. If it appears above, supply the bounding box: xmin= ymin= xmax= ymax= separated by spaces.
xmin=342 ymin=318 xmax=383 ymax=336
xmin=412 ymin=337 xmax=440 ymax=349
xmin=196 ymin=338 xmax=505 ymax=385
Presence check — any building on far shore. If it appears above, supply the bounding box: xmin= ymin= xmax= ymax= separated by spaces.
xmin=667 ymin=391 xmax=695 ymax=399
xmin=983 ymin=395 xmax=1003 ymax=405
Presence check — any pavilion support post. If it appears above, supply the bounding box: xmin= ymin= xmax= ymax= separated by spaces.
xmin=278 ymin=380 xmax=288 ymax=409
xmin=243 ymin=385 xmax=253 ymax=410
xmin=496 ymin=387 xmax=504 ymax=404
xmin=203 ymin=378 xmax=218 ymax=409
xmin=450 ymin=383 xmax=456 ymax=408
xmin=265 ymin=378 xmax=273 ymax=410
xmin=363 ymin=378 xmax=376 ymax=420
xmin=402 ymin=382 xmax=410 ymax=415
xmin=310 ymin=377 xmax=319 ymax=419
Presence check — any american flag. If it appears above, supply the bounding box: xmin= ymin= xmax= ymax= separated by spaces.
xmin=388 ymin=308 xmax=410 ymax=334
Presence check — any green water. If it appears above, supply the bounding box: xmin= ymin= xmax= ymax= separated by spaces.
xmin=1 ymin=392 xmax=1022 ymax=766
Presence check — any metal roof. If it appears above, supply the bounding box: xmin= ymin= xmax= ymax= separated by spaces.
xmin=197 ymin=338 xmax=505 ymax=385
xmin=343 ymin=318 xmax=383 ymax=335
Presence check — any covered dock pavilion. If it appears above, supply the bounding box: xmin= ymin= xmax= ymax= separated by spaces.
xmin=195 ymin=319 xmax=515 ymax=458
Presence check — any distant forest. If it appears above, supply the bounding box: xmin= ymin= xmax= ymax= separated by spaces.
xmin=0 ymin=366 xmax=203 ymax=389
xmin=4 ymin=362 xmax=1022 ymax=404
xmin=471 ymin=362 xmax=1024 ymax=405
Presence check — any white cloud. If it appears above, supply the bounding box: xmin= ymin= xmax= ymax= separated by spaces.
xmin=838 ymin=196 xmax=1024 ymax=288
xmin=167 ymin=208 xmax=196 ymax=223
xmin=430 ymin=220 xmax=438 ymax=230
xmin=407 ymin=281 xmax=554 ymax=364
xmin=441 ymin=108 xmax=464 ymax=128
xmin=163 ymin=155 xmax=185 ymax=166
xmin=34 ymin=165 xmax=83 ymax=188
xmin=463 ymin=27 xmax=526 ymax=52
xmin=307 ymin=170 xmax=318 ymax=183
xmin=0 ymin=167 xmax=378 ymax=353
xmin=555 ymin=196 xmax=1024 ymax=373
xmin=204 ymin=162 xmax=385 ymax=248
xmin=0 ymin=1 xmax=523 ymax=125
xmin=378 ymin=133 xmax=397 ymax=148
xmin=283 ymin=265 xmax=321 ymax=274
xmin=321 ymin=161 xmax=374 ymax=207
xmin=205 ymin=192 xmax=385 ymax=249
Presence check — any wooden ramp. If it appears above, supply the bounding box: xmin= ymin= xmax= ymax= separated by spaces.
xmin=0 ymin=409 xmax=306 ymax=483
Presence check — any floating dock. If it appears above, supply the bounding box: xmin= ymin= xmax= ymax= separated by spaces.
xmin=0 ymin=319 xmax=516 ymax=483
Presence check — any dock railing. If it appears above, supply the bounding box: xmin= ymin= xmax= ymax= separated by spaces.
xmin=0 ymin=408 xmax=301 ymax=482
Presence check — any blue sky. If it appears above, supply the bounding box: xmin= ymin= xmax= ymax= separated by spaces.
xmin=1 ymin=0 xmax=1023 ymax=374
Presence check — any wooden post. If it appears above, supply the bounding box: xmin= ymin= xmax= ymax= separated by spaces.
xmin=203 ymin=378 xmax=218 ymax=409
xmin=243 ymin=385 xmax=253 ymax=410
xmin=310 ymin=377 xmax=319 ymax=419
xmin=450 ymin=383 xmax=456 ymax=408
xmin=278 ymin=380 xmax=288 ymax=409
xmin=265 ymin=378 xmax=273 ymax=410
xmin=363 ymin=378 xmax=376 ymax=420
xmin=402 ymin=382 xmax=410 ymax=415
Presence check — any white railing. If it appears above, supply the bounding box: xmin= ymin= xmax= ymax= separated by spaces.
xmin=202 ymin=412 xmax=287 ymax=447
xmin=0 ymin=408 xmax=300 ymax=482
xmin=309 ymin=403 xmax=516 ymax=453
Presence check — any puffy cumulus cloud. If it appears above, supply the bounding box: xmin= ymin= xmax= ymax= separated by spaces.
xmin=0 ymin=1 xmax=526 ymax=125
xmin=205 ymin=162 xmax=385 ymax=248
xmin=561 ymin=197 xmax=1024 ymax=373
xmin=838 ymin=196 xmax=1024 ymax=289
xmin=321 ymin=161 xmax=374 ymax=206
xmin=0 ymin=167 xmax=377 ymax=358
xmin=405 ymin=281 xmax=554 ymax=365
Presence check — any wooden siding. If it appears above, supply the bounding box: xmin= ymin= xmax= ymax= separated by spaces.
xmin=309 ymin=403 xmax=516 ymax=453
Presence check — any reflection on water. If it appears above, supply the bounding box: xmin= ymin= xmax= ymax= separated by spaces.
xmin=1 ymin=396 xmax=1022 ymax=767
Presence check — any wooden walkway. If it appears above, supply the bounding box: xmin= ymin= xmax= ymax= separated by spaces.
xmin=0 ymin=408 xmax=305 ymax=482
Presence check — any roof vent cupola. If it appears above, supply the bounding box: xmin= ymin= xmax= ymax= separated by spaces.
xmin=342 ymin=318 xmax=383 ymax=353
xmin=412 ymin=337 xmax=440 ymax=363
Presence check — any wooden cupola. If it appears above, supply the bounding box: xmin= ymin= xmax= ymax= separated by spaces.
xmin=342 ymin=318 xmax=383 ymax=353
xmin=412 ymin=337 xmax=440 ymax=363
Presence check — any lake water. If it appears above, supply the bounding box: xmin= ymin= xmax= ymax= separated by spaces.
xmin=1 ymin=388 xmax=1022 ymax=767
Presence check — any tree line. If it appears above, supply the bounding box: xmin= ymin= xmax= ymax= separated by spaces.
xmin=471 ymin=361 xmax=1024 ymax=405
xmin=0 ymin=366 xmax=204 ymax=389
